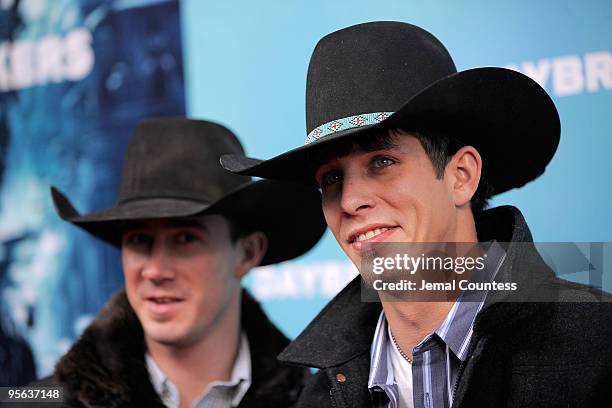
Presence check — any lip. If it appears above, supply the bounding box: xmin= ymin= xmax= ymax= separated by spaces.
xmin=144 ymin=296 xmax=185 ymax=318
xmin=347 ymin=225 xmax=399 ymax=253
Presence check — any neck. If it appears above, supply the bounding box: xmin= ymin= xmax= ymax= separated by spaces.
xmin=383 ymin=301 xmax=453 ymax=359
xmin=146 ymin=294 xmax=242 ymax=407
xmin=455 ymin=206 xmax=479 ymax=243
xmin=385 ymin=208 xmax=478 ymax=358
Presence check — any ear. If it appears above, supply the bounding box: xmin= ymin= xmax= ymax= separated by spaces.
xmin=234 ymin=231 xmax=268 ymax=279
xmin=446 ymin=146 xmax=482 ymax=208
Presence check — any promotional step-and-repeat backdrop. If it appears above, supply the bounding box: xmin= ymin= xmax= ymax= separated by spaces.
xmin=0 ymin=0 xmax=610 ymax=383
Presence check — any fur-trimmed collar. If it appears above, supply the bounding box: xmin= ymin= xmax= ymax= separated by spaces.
xmin=54 ymin=289 xmax=306 ymax=407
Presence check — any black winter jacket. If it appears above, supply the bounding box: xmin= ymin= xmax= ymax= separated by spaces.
xmin=279 ymin=206 xmax=612 ymax=408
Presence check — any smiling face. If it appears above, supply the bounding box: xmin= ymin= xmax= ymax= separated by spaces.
xmin=314 ymin=130 xmax=476 ymax=269
xmin=121 ymin=215 xmax=250 ymax=348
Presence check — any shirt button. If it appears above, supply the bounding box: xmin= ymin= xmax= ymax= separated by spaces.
xmin=336 ymin=373 xmax=347 ymax=383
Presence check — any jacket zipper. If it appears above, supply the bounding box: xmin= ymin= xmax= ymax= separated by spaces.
xmin=451 ymin=334 xmax=481 ymax=406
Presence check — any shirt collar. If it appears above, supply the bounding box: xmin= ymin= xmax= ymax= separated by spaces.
xmin=435 ymin=240 xmax=506 ymax=359
xmin=146 ymin=332 xmax=252 ymax=408
xmin=368 ymin=312 xmax=394 ymax=390
xmin=368 ymin=240 xmax=507 ymax=391
xmin=146 ymin=351 xmax=178 ymax=406
xmin=228 ymin=332 xmax=252 ymax=406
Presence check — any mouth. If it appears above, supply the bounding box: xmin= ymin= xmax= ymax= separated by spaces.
xmin=147 ymin=297 xmax=183 ymax=304
xmin=348 ymin=225 xmax=398 ymax=244
xmin=347 ymin=225 xmax=399 ymax=254
xmin=144 ymin=295 xmax=185 ymax=317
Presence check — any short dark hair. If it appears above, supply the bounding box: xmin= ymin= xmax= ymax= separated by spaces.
xmin=307 ymin=127 xmax=493 ymax=214
xmin=225 ymin=215 xmax=257 ymax=243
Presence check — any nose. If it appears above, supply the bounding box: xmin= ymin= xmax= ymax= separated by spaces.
xmin=339 ymin=173 xmax=375 ymax=216
xmin=141 ymin=240 xmax=176 ymax=283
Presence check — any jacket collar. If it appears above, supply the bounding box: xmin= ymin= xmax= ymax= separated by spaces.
xmin=472 ymin=206 xmax=556 ymax=333
xmin=55 ymin=289 xmax=304 ymax=407
xmin=279 ymin=205 xmax=552 ymax=369
xmin=279 ymin=276 xmax=381 ymax=369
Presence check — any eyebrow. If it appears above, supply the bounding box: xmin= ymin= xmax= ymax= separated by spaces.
xmin=308 ymin=133 xmax=399 ymax=172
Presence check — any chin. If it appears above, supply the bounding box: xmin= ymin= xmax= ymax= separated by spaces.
xmin=149 ymin=334 xmax=184 ymax=347
xmin=142 ymin=320 xmax=189 ymax=346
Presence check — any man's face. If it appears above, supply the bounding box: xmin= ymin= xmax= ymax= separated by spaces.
xmin=314 ymin=132 xmax=458 ymax=269
xmin=121 ymin=215 xmax=242 ymax=348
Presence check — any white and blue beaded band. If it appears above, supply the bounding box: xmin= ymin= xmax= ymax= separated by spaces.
xmin=305 ymin=111 xmax=394 ymax=145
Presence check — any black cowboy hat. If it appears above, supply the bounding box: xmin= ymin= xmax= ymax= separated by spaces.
xmin=220 ymin=21 xmax=560 ymax=195
xmin=51 ymin=117 xmax=326 ymax=265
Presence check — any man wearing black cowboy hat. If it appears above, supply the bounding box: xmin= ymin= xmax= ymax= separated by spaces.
xmin=35 ymin=118 xmax=326 ymax=407
xmin=221 ymin=22 xmax=612 ymax=407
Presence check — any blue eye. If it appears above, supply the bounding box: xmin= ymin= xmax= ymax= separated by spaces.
xmin=372 ymin=156 xmax=395 ymax=168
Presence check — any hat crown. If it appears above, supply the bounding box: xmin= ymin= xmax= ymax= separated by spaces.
xmin=306 ymin=21 xmax=457 ymax=135
xmin=118 ymin=118 xmax=250 ymax=205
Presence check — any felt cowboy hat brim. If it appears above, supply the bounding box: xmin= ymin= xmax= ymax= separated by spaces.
xmin=221 ymin=67 xmax=560 ymax=196
xmin=51 ymin=178 xmax=326 ymax=266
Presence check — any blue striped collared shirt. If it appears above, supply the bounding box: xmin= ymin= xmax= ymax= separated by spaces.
xmin=368 ymin=241 xmax=506 ymax=408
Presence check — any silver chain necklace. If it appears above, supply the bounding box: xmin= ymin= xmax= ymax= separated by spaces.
xmin=390 ymin=330 xmax=413 ymax=364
